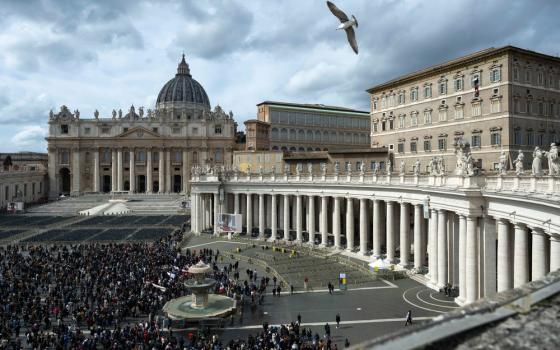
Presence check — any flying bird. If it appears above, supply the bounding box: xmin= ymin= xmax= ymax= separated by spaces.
xmin=326 ymin=1 xmax=358 ymax=54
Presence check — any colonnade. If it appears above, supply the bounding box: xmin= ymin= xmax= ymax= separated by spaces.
xmin=190 ymin=190 xmax=560 ymax=304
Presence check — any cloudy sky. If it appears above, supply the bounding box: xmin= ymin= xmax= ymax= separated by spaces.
xmin=1 ymin=0 xmax=559 ymax=152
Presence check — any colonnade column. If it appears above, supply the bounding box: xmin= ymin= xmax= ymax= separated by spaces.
xmin=346 ymin=197 xmax=354 ymax=251
xmin=93 ymin=148 xmax=99 ymax=193
xmin=513 ymin=223 xmax=529 ymax=288
xmin=246 ymin=193 xmax=252 ymax=235
xmin=234 ymin=193 xmax=240 ymax=215
xmin=165 ymin=150 xmax=171 ymax=193
xmin=359 ymin=198 xmax=367 ymax=255
xmin=71 ymin=148 xmax=81 ymax=195
xmin=458 ymin=215 xmax=467 ymax=302
xmin=428 ymin=209 xmax=439 ymax=285
xmin=372 ymin=200 xmax=381 ymax=258
xmin=111 ymin=149 xmax=117 ymax=192
xmin=321 ymin=196 xmax=328 ymax=246
xmin=531 ymin=227 xmax=548 ymax=281
xmin=182 ymin=150 xmax=189 ymax=194
xmin=550 ymin=235 xmax=560 ymax=272
xmin=482 ymin=216 xmax=497 ymax=297
xmin=146 ymin=149 xmax=152 ymax=193
xmin=213 ymin=193 xmax=219 ymax=235
xmin=271 ymin=194 xmax=277 ymax=241
xmin=191 ymin=193 xmax=197 ymax=233
xmin=258 ymin=194 xmax=265 ymax=239
xmin=465 ymin=216 xmax=478 ymax=304
xmin=437 ymin=209 xmax=448 ymax=288
xmin=413 ymin=204 xmax=424 ymax=269
xmin=308 ymin=195 xmax=315 ymax=245
xmin=496 ymin=219 xmax=512 ymax=292
xmin=129 ymin=148 xmax=135 ymax=193
xmin=117 ymin=148 xmax=123 ymax=191
xmin=400 ymin=203 xmax=410 ymax=267
xmin=296 ymin=195 xmax=303 ymax=243
xmin=333 ymin=197 xmax=341 ymax=249
xmin=158 ymin=148 xmax=164 ymax=193
xmin=283 ymin=195 xmax=290 ymax=241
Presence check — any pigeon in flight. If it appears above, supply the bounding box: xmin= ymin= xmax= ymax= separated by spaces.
xmin=326 ymin=1 xmax=358 ymax=54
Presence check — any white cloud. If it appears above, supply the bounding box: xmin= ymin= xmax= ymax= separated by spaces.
xmin=9 ymin=125 xmax=48 ymax=151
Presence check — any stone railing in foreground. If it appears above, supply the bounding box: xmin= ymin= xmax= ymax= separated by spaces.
xmin=192 ymin=172 xmax=560 ymax=197
xmin=350 ymin=269 xmax=560 ymax=350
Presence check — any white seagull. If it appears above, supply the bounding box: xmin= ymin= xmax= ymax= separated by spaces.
xmin=326 ymin=1 xmax=359 ymax=54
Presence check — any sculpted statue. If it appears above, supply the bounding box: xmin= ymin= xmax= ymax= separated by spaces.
xmin=118 ymin=109 xmax=123 ymax=118
xmin=532 ymin=146 xmax=544 ymax=176
xmin=372 ymin=162 xmax=379 ymax=175
xmin=258 ymin=166 xmax=263 ymax=175
xmin=49 ymin=109 xmax=54 ymax=119
xmin=74 ymin=109 xmax=80 ymax=119
xmin=498 ymin=150 xmax=508 ymax=175
xmin=334 ymin=161 xmax=340 ymax=174
xmin=139 ymin=106 xmax=144 ymax=118
xmin=284 ymin=164 xmax=290 ymax=175
xmin=147 ymin=109 xmax=153 ymax=118
xmin=386 ymin=160 xmax=392 ymax=175
xmin=271 ymin=165 xmax=276 ymax=175
xmin=247 ymin=164 xmax=252 ymax=174
xmin=112 ymin=109 xmax=117 ymax=119
xmin=548 ymin=143 xmax=560 ymax=176
xmin=428 ymin=157 xmax=437 ymax=175
xmin=436 ymin=157 xmax=444 ymax=175
xmin=465 ymin=152 xmax=475 ymax=176
xmin=307 ymin=162 xmax=313 ymax=174
xmin=346 ymin=161 xmax=352 ymax=174
xmin=296 ymin=163 xmax=302 ymax=175
xmin=454 ymin=141 xmax=465 ymax=175
xmin=359 ymin=161 xmax=365 ymax=175
xmin=399 ymin=160 xmax=405 ymax=175
xmin=414 ymin=159 xmax=420 ymax=175
xmin=514 ymin=150 xmax=524 ymax=175
xmin=229 ymin=111 xmax=234 ymax=119
xmin=320 ymin=162 xmax=326 ymax=175
xmin=94 ymin=109 xmax=99 ymax=119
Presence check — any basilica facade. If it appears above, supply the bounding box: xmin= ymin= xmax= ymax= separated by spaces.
xmin=46 ymin=55 xmax=236 ymax=198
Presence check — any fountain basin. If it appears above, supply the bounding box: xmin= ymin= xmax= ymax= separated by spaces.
xmin=163 ymin=294 xmax=236 ymax=320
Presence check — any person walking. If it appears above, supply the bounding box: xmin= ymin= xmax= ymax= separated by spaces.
xmin=304 ymin=277 xmax=309 ymax=291
xmin=405 ymin=310 xmax=413 ymax=326
xmin=297 ymin=313 xmax=302 ymax=325
xmin=344 ymin=338 xmax=350 ymax=348
xmin=324 ymin=322 xmax=331 ymax=337
xmin=290 ymin=284 xmax=294 ymax=295
xmin=335 ymin=313 xmax=341 ymax=329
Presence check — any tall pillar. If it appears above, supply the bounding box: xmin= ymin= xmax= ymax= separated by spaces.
xmin=413 ymin=204 xmax=424 ymax=269
xmin=333 ymin=197 xmax=341 ymax=249
xmin=182 ymin=149 xmax=189 ymax=194
xmin=346 ymin=197 xmax=354 ymax=250
xmin=372 ymin=200 xmax=382 ymax=258
xmin=165 ymin=150 xmax=172 ymax=193
xmin=308 ymin=195 xmax=315 ymax=245
xmin=359 ymin=198 xmax=367 ymax=255
xmin=428 ymin=209 xmax=439 ymax=285
xmin=466 ymin=216 xmax=478 ymax=304
xmin=514 ymin=223 xmax=529 ymax=287
xmin=190 ymin=193 xmax=197 ymax=233
xmin=48 ymin=147 xmax=58 ymax=198
xmin=213 ymin=193 xmax=219 ymax=235
xmin=550 ymin=235 xmax=560 ymax=272
xmin=111 ymin=149 xmax=117 ymax=192
xmin=496 ymin=219 xmax=512 ymax=292
xmin=234 ymin=193 xmax=240 ymax=214
xmin=93 ymin=148 xmax=99 ymax=193
xmin=458 ymin=215 xmax=467 ymax=302
xmin=283 ymin=195 xmax=290 ymax=241
xmin=531 ymin=227 xmax=548 ymax=281
xmin=129 ymin=148 xmax=135 ymax=193
xmin=146 ymin=149 xmax=153 ymax=193
xmin=400 ymin=203 xmax=410 ymax=267
xmin=258 ymin=194 xmax=265 ymax=239
xmin=320 ymin=196 xmax=328 ymax=246
xmin=71 ymin=148 xmax=81 ymax=195
xmin=271 ymin=194 xmax=277 ymax=241
xmin=482 ymin=216 xmax=497 ymax=297
xmin=117 ymin=148 xmax=123 ymax=191
xmin=296 ymin=195 xmax=303 ymax=243
xmin=246 ymin=193 xmax=253 ymax=235
xmin=158 ymin=148 xmax=164 ymax=193
xmin=437 ymin=209 xmax=448 ymax=288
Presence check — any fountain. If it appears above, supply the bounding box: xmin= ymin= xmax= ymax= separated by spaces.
xmin=162 ymin=260 xmax=236 ymax=321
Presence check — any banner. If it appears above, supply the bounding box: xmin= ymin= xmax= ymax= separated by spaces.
xmin=216 ymin=213 xmax=242 ymax=233
xmin=422 ymin=199 xmax=430 ymax=219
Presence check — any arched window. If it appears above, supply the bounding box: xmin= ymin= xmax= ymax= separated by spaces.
xmin=306 ymin=130 xmax=313 ymax=141
xmin=215 ymin=149 xmax=222 ymax=162
xmin=298 ymin=129 xmax=305 ymax=141
xmin=322 ymin=131 xmax=328 ymax=142
xmin=280 ymin=128 xmax=288 ymax=140
xmin=192 ymin=151 xmax=198 ymax=164
xmin=289 ymin=129 xmax=296 ymax=141
xmin=271 ymin=128 xmax=279 ymax=140
xmin=314 ymin=130 xmax=321 ymax=142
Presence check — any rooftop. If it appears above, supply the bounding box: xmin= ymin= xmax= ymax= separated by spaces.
xmin=367 ymin=45 xmax=560 ymax=93
xmin=257 ymin=101 xmax=369 ymax=114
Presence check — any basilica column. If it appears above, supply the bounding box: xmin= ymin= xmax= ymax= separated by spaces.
xmin=190 ymin=193 xmax=197 ymax=233
xmin=346 ymin=197 xmax=354 ymax=251
xmin=92 ymin=148 xmax=99 ymax=193
xmin=482 ymin=216 xmax=497 ymax=297
xmin=146 ymin=148 xmax=153 ymax=193
xmin=386 ymin=201 xmax=396 ymax=263
xmin=372 ymin=200 xmax=382 ymax=258
xmin=531 ymin=227 xmax=548 ymax=281
xmin=213 ymin=193 xmax=219 ymax=235
xmin=550 ymin=235 xmax=560 ymax=272
xmin=359 ymin=198 xmax=367 ymax=255
xmin=458 ymin=215 xmax=467 ymax=302
xmin=497 ymin=219 xmax=512 ymax=292
xmin=514 ymin=223 xmax=529 ymax=288
xmin=117 ymin=148 xmax=123 ymax=191
xmin=71 ymin=148 xmax=81 ymax=195
xmin=129 ymin=148 xmax=135 ymax=193
xmin=259 ymin=193 xmax=265 ymax=239
xmin=333 ymin=197 xmax=341 ymax=249
xmin=320 ymin=196 xmax=328 ymax=246
xmin=428 ymin=209 xmax=439 ymax=286
xmin=165 ymin=150 xmax=172 ymax=193
xmin=400 ymin=203 xmax=410 ymax=267
xmin=466 ymin=216 xmax=478 ymax=303
xmin=47 ymin=146 xmax=58 ymax=198
xmin=158 ymin=148 xmax=164 ymax=194
xmin=271 ymin=194 xmax=277 ymax=241
xmin=296 ymin=195 xmax=303 ymax=243
xmin=111 ymin=149 xmax=117 ymax=192
xmin=234 ymin=193 xmax=240 ymax=215
xmin=413 ymin=204 xmax=424 ymax=269
xmin=308 ymin=195 xmax=315 ymax=245
xmin=246 ymin=193 xmax=253 ymax=234
xmin=182 ymin=149 xmax=189 ymax=194
xmin=283 ymin=195 xmax=290 ymax=241
xmin=437 ymin=209 xmax=448 ymax=288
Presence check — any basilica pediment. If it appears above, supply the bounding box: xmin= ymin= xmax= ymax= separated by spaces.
xmin=117 ymin=126 xmax=161 ymax=139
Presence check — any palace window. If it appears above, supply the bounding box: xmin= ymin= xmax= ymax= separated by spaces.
xmin=373 ymin=98 xmax=379 ymax=110
xmin=439 ymin=80 xmax=447 ymax=95
xmin=454 ymin=77 xmax=463 ymax=91
xmin=174 ymin=151 xmax=182 ymax=162
xmin=491 ymin=131 xmax=501 ymax=146
xmin=471 ymin=134 xmax=481 ymax=148
xmin=527 ymin=131 xmax=535 ymax=146
xmin=410 ymin=142 xmax=417 ymax=153
xmin=472 ymin=102 xmax=482 ymax=117
xmin=192 ymin=127 xmax=199 ymax=135
xmin=399 ymin=115 xmax=405 ymax=128
xmin=423 ymin=140 xmax=431 ymax=152
xmin=490 ymin=67 xmax=501 ymax=83
xmin=123 ymin=127 xmax=129 ymax=133
xmin=513 ymin=66 xmax=519 ymax=81
xmin=389 ymin=119 xmax=394 ymax=130
xmin=471 ymin=72 xmax=481 ymax=87
xmin=411 ymin=88 xmax=418 ymax=101
xmin=538 ymin=102 xmax=544 ymax=115
xmin=397 ymin=142 xmax=405 ymax=153
xmin=101 ymin=127 xmax=110 ymax=134
xmin=215 ymin=124 xmax=222 ymax=134
xmin=215 ymin=149 xmax=223 ymax=162
xmin=84 ymin=127 xmax=91 ymax=135
xmin=455 ymin=106 xmax=464 ymax=119
xmin=152 ymin=127 xmax=158 ymax=133
xmin=137 ymin=151 xmax=146 ymax=162
xmin=172 ymin=127 xmax=181 ymax=134
xmin=423 ymin=110 xmax=432 ymax=125
xmin=438 ymin=108 xmax=447 ymax=122
xmin=60 ymin=124 xmax=69 ymax=134
xmin=514 ymin=130 xmax=522 ymax=145
xmin=102 ymin=149 xmax=111 ymax=163
xmin=526 ymin=100 xmax=532 ymax=114
xmin=538 ymin=71 xmax=544 ymax=86
xmin=373 ymin=122 xmax=378 ymax=132
xmin=491 ymin=99 xmax=501 ymax=113
xmin=398 ymin=91 xmax=405 ymax=104
xmin=537 ymin=133 xmax=545 ymax=147
xmin=60 ymin=150 xmax=69 ymax=165
xmin=410 ymin=112 xmax=418 ymax=126
xmin=525 ymin=69 xmax=532 ymax=84
xmin=424 ymin=84 xmax=432 ymax=98
xmin=438 ymin=138 xmax=447 ymax=151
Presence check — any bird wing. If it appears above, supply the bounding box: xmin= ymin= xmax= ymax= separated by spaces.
xmin=327 ymin=1 xmax=349 ymax=23
xmin=345 ymin=27 xmax=358 ymax=54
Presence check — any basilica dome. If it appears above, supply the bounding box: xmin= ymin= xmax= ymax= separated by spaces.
xmin=156 ymin=55 xmax=211 ymax=110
